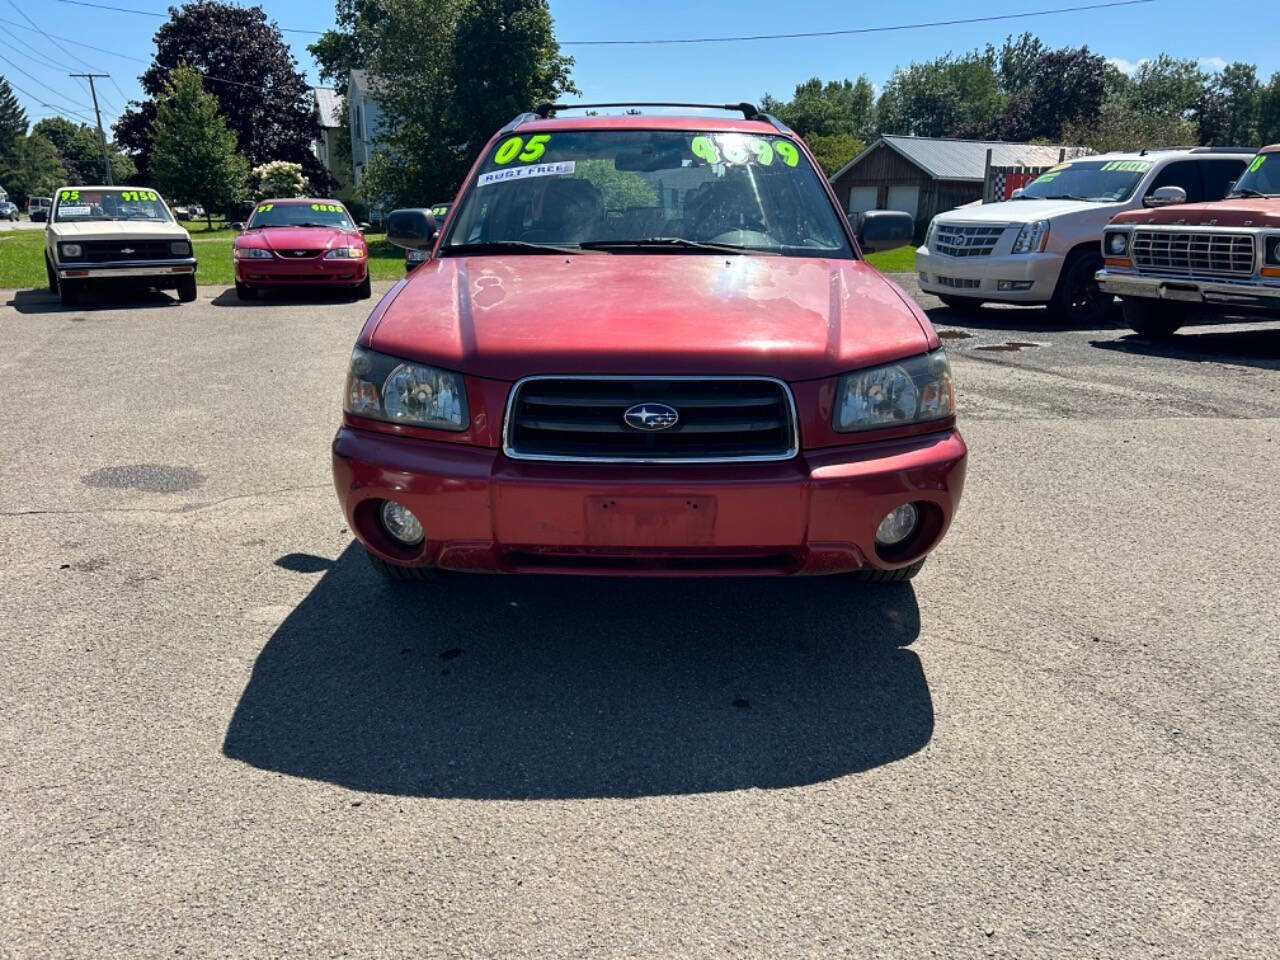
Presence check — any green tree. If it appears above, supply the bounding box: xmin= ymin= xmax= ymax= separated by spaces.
xmin=1258 ymin=73 xmax=1280 ymax=145
xmin=31 ymin=117 xmax=135 ymax=185
xmin=149 ymin=65 xmax=249 ymax=224
xmin=987 ymin=47 xmax=1115 ymax=141
xmin=1124 ymin=55 xmax=1206 ymax=120
xmin=0 ymin=75 xmax=28 ymax=146
xmin=115 ymin=2 xmax=322 ymax=186
xmin=309 ymin=0 xmax=388 ymax=97
xmin=0 ymin=133 xmax=67 ymax=200
xmin=805 ymin=133 xmax=864 ymax=177
xmin=765 ymin=77 xmax=876 ymax=142
xmin=359 ymin=0 xmax=576 ymax=207
xmin=993 ymin=33 xmax=1047 ymax=96
xmin=876 ymin=51 xmax=1004 ymax=137
xmin=572 ymin=159 xmax=655 ymax=213
xmin=1063 ymin=98 xmax=1196 ymax=153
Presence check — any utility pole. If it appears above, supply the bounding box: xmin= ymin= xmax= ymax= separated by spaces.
xmin=70 ymin=73 xmax=113 ymax=185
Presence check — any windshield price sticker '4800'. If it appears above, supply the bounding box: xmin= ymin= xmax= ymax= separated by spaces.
xmin=1100 ymin=160 xmax=1152 ymax=172
xmin=1248 ymin=155 xmax=1267 ymax=173
xmin=691 ymin=135 xmax=799 ymax=167
xmin=311 ymin=203 xmax=343 ymax=212
xmin=478 ymin=162 xmax=576 ymax=187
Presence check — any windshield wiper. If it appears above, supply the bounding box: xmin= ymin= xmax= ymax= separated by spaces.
xmin=441 ymin=240 xmax=583 ymax=256
xmin=578 ymin=237 xmax=778 ymax=255
xmin=1226 ymin=188 xmax=1271 ymax=199
xmin=1038 ymin=194 xmax=1091 ymax=202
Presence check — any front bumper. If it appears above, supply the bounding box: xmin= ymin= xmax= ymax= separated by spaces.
xmin=332 ymin=426 xmax=968 ymax=576
xmin=236 ymin=257 xmax=368 ymax=285
xmin=915 ymin=247 xmax=1062 ymax=303
xmin=57 ymin=257 xmax=197 ymax=280
xmin=1097 ymin=269 xmax=1280 ymax=313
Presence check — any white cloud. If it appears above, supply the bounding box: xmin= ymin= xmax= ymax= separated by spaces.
xmin=1198 ymin=56 xmax=1228 ymax=72
xmin=1107 ymin=57 xmax=1149 ymax=76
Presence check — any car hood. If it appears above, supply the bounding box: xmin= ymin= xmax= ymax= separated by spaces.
xmin=366 ymin=255 xmax=934 ymax=382
xmin=242 ymin=226 xmax=358 ymax=250
xmin=937 ymin=198 xmax=1121 ymax=224
xmin=48 ymin=220 xmax=190 ymax=241
xmin=1111 ymin=199 xmax=1280 ymax=228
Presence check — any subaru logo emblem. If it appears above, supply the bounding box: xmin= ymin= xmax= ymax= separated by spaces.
xmin=623 ymin=403 xmax=679 ymax=431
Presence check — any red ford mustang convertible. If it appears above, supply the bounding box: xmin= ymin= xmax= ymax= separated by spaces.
xmin=233 ymin=198 xmax=370 ymax=300
xmin=333 ymin=103 xmax=967 ymax=581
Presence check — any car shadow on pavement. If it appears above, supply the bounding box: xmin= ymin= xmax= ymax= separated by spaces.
xmin=923 ymin=303 xmax=1122 ymax=334
xmin=223 ymin=542 xmax=933 ymax=799
xmin=209 ymin=286 xmax=369 ymax=307
xmin=7 ymin=288 xmax=182 ymax=314
xmin=1090 ymin=325 xmax=1280 ymax=371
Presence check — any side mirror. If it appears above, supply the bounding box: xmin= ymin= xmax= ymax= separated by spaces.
xmin=387 ymin=208 xmax=437 ymax=250
xmin=358 ymin=221 xmax=372 ymax=234
xmin=856 ymin=210 xmax=914 ymax=253
xmin=1010 ymin=187 xmax=1025 ymax=199
xmin=1144 ymin=185 xmax=1187 ymax=208
xmin=229 ymin=221 xmax=245 ymax=232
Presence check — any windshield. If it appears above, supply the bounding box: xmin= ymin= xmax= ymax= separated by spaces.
xmin=1228 ymin=153 xmax=1278 ymax=196
xmin=249 ymin=202 xmax=354 ymax=230
xmin=442 ymin=129 xmax=853 ymax=257
xmin=52 ymin=188 xmax=170 ymax=223
xmin=1019 ymin=160 xmax=1151 ymax=203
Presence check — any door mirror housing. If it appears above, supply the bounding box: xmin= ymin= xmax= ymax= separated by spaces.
xmin=386 ymin=208 xmax=438 ymax=250
xmin=856 ymin=210 xmax=914 ymax=254
xmin=229 ymin=222 xmax=245 ymax=232
xmin=1010 ymin=187 xmax=1025 ymax=199
xmin=1144 ymin=185 xmax=1187 ymax=208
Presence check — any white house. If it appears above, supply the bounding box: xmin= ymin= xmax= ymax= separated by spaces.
xmin=348 ymin=70 xmax=387 ymax=189
xmin=311 ymin=86 xmax=343 ymax=182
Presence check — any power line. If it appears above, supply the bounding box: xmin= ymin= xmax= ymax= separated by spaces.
xmin=6 ymin=0 xmax=97 ymax=68
xmin=0 ymin=49 xmax=94 ymax=111
xmin=0 ymin=69 xmax=96 ymax=123
xmin=50 ymin=0 xmax=1155 ymax=44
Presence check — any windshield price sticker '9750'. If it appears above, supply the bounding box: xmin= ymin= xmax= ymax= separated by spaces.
xmin=119 ymin=190 xmax=158 ymax=202
xmin=691 ymin=135 xmax=799 ymax=167
xmin=478 ymin=161 xmax=576 ymax=187
xmin=493 ymin=134 xmax=551 ymax=164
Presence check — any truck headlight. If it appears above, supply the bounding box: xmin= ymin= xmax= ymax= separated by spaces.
xmin=344 ymin=346 xmax=468 ymax=431
xmin=324 ymin=246 xmax=365 ymax=259
xmin=60 ymin=243 xmax=82 ymax=258
xmin=1106 ymin=231 xmax=1129 ymax=257
xmin=234 ymin=247 xmax=272 ymax=259
xmin=923 ymin=218 xmax=938 ymax=249
xmin=170 ymin=240 xmax=191 ymax=256
xmin=1266 ymin=236 xmax=1280 ymax=267
xmin=833 ymin=351 xmax=954 ymax=433
xmin=1011 ymin=220 xmax=1050 ymax=254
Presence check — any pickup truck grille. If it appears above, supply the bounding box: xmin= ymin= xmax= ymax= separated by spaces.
xmin=933 ymin=224 xmax=1004 ymax=258
xmin=74 ymin=240 xmax=180 ymax=262
xmin=1131 ymin=230 xmax=1255 ymax=277
xmin=504 ymin=376 xmax=798 ymax=463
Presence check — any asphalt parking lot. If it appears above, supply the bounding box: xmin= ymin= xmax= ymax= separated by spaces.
xmin=3 ymin=276 xmax=1279 ymax=958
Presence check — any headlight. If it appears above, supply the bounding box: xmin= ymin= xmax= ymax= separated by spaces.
xmin=234 ymin=246 xmax=272 ymax=259
xmin=923 ymin=218 xmax=938 ymax=249
xmin=324 ymin=246 xmax=365 ymax=259
xmin=61 ymin=243 xmax=82 ymax=258
xmin=834 ymin=351 xmax=954 ymax=433
xmin=1266 ymin=236 xmax=1280 ymax=266
xmin=1011 ymin=220 xmax=1050 ymax=254
xmin=344 ymin=346 xmax=468 ymax=431
xmin=1105 ymin=231 xmax=1129 ymax=257
xmin=170 ymin=240 xmax=191 ymax=256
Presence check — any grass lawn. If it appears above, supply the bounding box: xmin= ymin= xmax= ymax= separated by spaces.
xmin=864 ymin=245 xmax=916 ymax=273
xmin=1 ymin=226 xmax=918 ymax=291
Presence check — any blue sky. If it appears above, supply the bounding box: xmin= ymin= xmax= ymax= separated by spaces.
xmin=3 ymin=0 xmax=1275 ymax=133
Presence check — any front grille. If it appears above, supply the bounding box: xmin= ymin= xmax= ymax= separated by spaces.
xmin=1132 ymin=230 xmax=1256 ymax=277
xmin=276 ymin=249 xmax=322 ymax=259
xmin=504 ymin=376 xmax=798 ymax=462
xmin=74 ymin=240 xmax=178 ymax=262
xmin=933 ymin=224 xmax=1005 ymax=258
xmin=935 ymin=275 xmax=981 ymax=290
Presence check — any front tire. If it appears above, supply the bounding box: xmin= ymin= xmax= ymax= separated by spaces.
xmin=353 ymin=274 xmax=372 ymax=300
xmin=235 ymin=281 xmax=257 ymax=300
xmin=177 ymin=276 xmax=197 ymax=303
xmin=45 ymin=254 xmax=57 ymax=293
xmin=59 ymin=278 xmax=79 ymax=306
xmin=852 ymin=558 xmax=926 ymax=583
xmin=1050 ymin=250 xmax=1113 ymax=326
xmin=366 ymin=548 xmax=442 ymax=582
xmin=1121 ymin=297 xmax=1185 ymax=339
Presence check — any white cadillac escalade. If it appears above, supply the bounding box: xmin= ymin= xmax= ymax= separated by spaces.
xmin=914 ymin=148 xmax=1252 ymax=324
xmin=44 ymin=186 xmax=198 ymax=306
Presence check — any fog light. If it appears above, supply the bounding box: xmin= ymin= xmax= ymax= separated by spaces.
xmin=380 ymin=500 xmax=424 ymax=545
xmin=875 ymin=503 xmax=919 ymax=547
xmin=997 ymin=280 xmax=1034 ymax=291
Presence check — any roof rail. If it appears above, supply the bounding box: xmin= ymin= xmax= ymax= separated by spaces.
xmin=500 ymin=111 xmax=539 ymax=133
xmin=529 ymin=102 xmax=786 ymax=129
xmin=1188 ymin=145 xmax=1258 ymax=153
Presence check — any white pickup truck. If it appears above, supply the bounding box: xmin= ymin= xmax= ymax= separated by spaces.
xmin=915 ymin=147 xmax=1253 ymax=324
xmin=44 ymin=186 xmax=198 ymax=306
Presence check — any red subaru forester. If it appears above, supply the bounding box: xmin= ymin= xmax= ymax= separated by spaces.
xmin=333 ymin=103 xmax=967 ymax=581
